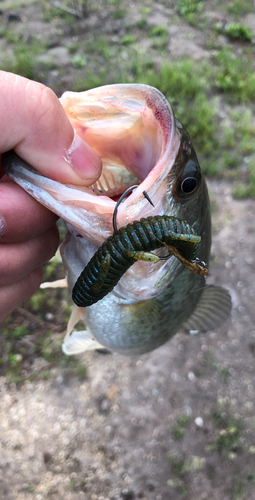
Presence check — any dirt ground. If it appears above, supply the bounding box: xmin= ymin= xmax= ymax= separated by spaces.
xmin=0 ymin=1 xmax=255 ymax=499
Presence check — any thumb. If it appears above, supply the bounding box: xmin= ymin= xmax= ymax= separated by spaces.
xmin=0 ymin=71 xmax=102 ymax=186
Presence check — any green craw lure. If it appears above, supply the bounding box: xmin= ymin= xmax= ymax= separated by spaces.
xmin=72 ymin=215 xmax=208 ymax=308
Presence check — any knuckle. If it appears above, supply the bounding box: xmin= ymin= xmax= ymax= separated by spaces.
xmin=25 ymin=81 xmax=61 ymax=132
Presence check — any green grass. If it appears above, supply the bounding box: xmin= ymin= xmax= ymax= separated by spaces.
xmin=168 ymin=453 xmax=205 ymax=476
xmin=224 ymin=23 xmax=252 ymax=42
xmin=67 ymin=41 xmax=80 ymax=54
xmin=214 ymin=47 xmax=255 ymax=103
xmin=26 ymin=486 xmax=35 ymax=493
xmin=138 ymin=59 xmax=209 ymax=102
xmin=227 ymin=0 xmax=253 ymax=17
xmin=148 ymin=26 xmax=168 ymax=50
xmin=168 ymin=454 xmax=187 ymax=477
xmin=149 ymin=26 xmax=168 ymax=37
xmin=218 ymin=367 xmax=231 ymax=383
xmin=85 ymin=35 xmax=112 ymax=59
xmin=129 ymin=54 xmax=255 ymax=186
xmin=137 ymin=60 xmax=219 ymax=174
xmin=136 ymin=18 xmax=147 ymax=29
xmin=70 ymin=478 xmax=79 ymax=491
xmin=232 ymin=172 xmax=255 ymax=199
xmin=13 ymin=325 xmax=29 ymax=340
xmin=108 ymin=0 xmax=122 ymax=5
xmin=71 ymin=54 xmax=87 ymax=68
xmin=121 ymin=35 xmax=135 ymax=45
xmin=74 ymin=362 xmax=87 ymax=380
xmin=212 ymin=410 xmax=243 ymax=455
xmin=39 ymin=331 xmax=62 ymax=363
xmin=177 ymin=0 xmax=205 ymax=26
xmin=40 ymin=0 xmax=81 ymax=24
xmin=1 ymin=39 xmax=43 ymax=79
xmin=233 ymin=481 xmax=246 ymax=500
xmin=110 ymin=8 xmax=126 ymax=19
xmin=214 ymin=22 xmax=252 ymax=42
xmin=219 ymin=109 xmax=255 ymax=196
xmin=177 ymin=0 xmax=204 ymax=16
xmin=140 ymin=7 xmax=151 ymax=15
xmin=171 ymin=414 xmax=191 ymax=439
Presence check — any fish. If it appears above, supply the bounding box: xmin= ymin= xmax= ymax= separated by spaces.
xmin=2 ymin=84 xmax=232 ymax=356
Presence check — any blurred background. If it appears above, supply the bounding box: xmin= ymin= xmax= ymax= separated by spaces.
xmin=1 ymin=0 xmax=255 ymax=191
xmin=0 ymin=1 xmax=255 ymax=499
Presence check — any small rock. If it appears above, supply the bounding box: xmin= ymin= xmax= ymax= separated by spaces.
xmin=195 ymin=417 xmax=204 ymax=427
xmin=170 ymin=39 xmax=210 ymax=60
xmin=38 ymin=46 xmax=71 ymax=67
xmin=8 ymin=14 xmax=21 ymax=22
xmin=245 ymin=256 xmax=254 ymax=266
xmin=45 ymin=312 xmax=54 ymax=321
xmin=244 ymin=14 xmax=255 ymax=36
xmin=121 ymin=490 xmax=134 ymax=500
xmin=188 ymin=371 xmax=196 ymax=381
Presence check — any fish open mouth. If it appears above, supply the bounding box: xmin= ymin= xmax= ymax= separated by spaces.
xmin=60 ymin=84 xmax=180 ymax=213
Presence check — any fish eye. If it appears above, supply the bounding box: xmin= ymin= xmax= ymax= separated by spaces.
xmin=181 ymin=177 xmax=197 ymax=194
xmin=175 ymin=160 xmax=201 ymax=200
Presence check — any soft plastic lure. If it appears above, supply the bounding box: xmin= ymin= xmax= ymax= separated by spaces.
xmin=72 ymin=215 xmax=207 ymax=307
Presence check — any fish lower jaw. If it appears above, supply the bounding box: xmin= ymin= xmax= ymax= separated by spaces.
xmin=90 ymin=163 xmax=141 ymax=199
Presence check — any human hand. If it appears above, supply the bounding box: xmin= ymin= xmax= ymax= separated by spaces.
xmin=0 ymin=71 xmax=102 ymax=322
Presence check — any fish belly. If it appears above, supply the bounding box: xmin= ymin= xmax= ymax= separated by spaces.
xmin=83 ymin=270 xmax=204 ymax=355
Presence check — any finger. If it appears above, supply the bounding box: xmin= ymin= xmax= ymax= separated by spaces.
xmin=0 ymin=266 xmax=43 ymax=323
xmin=0 ymin=224 xmax=59 ymax=287
xmin=0 ymin=176 xmax=58 ymax=242
xmin=0 ymin=71 xmax=102 ymax=185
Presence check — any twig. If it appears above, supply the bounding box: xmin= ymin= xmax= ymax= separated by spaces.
xmin=16 ymin=306 xmax=66 ymax=332
xmin=52 ymin=1 xmax=82 ymax=18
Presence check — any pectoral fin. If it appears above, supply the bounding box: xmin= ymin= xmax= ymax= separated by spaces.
xmin=62 ymin=304 xmax=105 ymax=354
xmin=183 ymin=285 xmax=232 ymax=334
xmin=62 ymin=330 xmax=104 ymax=354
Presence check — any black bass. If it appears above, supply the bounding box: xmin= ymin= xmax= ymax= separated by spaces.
xmin=2 ymin=84 xmax=231 ymax=355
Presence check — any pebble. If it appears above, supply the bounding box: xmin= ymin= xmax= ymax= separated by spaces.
xmin=194 ymin=417 xmax=204 ymax=427
xmin=188 ymin=371 xmax=196 ymax=381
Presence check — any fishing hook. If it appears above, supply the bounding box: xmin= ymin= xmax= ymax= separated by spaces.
xmin=112 ymin=185 xmax=172 ymax=261
xmin=112 ymin=185 xmax=155 ymax=235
